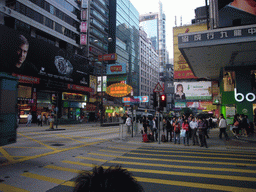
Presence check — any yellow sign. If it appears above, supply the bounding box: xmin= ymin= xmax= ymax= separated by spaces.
xmin=106 ymin=83 xmax=132 ymax=97
xmin=173 ymin=23 xmax=207 ymax=79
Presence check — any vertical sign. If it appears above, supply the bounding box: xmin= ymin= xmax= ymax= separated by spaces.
xmin=81 ymin=0 xmax=88 ymax=8
xmin=81 ymin=9 xmax=87 ymax=20
xmin=80 ymin=34 xmax=87 ymax=45
xmin=97 ymin=76 xmax=107 ymax=92
xmin=80 ymin=22 xmax=87 ymax=33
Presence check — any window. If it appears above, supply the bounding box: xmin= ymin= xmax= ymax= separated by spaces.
xmin=55 ymin=22 xmax=63 ymax=33
xmin=45 ymin=17 xmax=53 ymax=29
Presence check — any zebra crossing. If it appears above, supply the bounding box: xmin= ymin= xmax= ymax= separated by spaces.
xmin=1 ymin=142 xmax=255 ymax=192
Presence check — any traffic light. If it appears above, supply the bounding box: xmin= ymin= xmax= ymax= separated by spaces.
xmin=52 ymin=95 xmax=57 ymax=106
xmin=160 ymin=94 xmax=166 ymax=108
xmin=153 ymin=92 xmax=158 ymax=107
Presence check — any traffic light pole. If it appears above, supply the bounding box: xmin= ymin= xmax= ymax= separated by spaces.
xmin=158 ymin=92 xmax=160 ymax=144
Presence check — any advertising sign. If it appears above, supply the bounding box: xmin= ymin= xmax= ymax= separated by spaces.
xmin=122 ymin=96 xmax=149 ymax=103
xmin=81 ymin=0 xmax=88 ymax=8
xmin=106 ymin=83 xmax=133 ymax=97
xmin=90 ymin=75 xmax=97 ymax=95
xmin=186 ymin=101 xmax=213 ymax=110
xmin=106 ymin=63 xmax=126 ymax=75
xmin=98 ymin=53 xmax=117 ymax=61
xmin=80 ymin=34 xmax=87 ymax=45
xmin=173 ymin=24 xmax=207 ymax=79
xmin=174 ymin=81 xmax=212 ymax=100
xmin=0 ymin=25 xmax=91 ymax=87
xmin=80 ymin=22 xmax=87 ymax=33
xmin=81 ymin=9 xmax=87 ymax=20
xmin=218 ymin=0 xmax=256 ymax=28
xmin=97 ymin=76 xmax=107 ymax=92
xmin=175 ymin=102 xmax=186 ymax=108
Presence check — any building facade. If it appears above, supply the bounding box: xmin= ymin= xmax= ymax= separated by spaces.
xmin=139 ymin=27 xmax=159 ymax=111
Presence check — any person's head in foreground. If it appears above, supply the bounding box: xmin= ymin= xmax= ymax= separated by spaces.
xmin=74 ymin=165 xmax=144 ymax=192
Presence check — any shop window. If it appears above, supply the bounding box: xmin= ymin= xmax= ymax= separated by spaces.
xmin=223 ymin=71 xmax=235 ymax=92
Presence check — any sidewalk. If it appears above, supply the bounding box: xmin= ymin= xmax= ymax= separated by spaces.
xmin=119 ymin=128 xmax=256 ymax=151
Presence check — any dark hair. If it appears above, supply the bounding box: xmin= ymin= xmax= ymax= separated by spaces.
xmin=74 ymin=165 xmax=144 ymax=192
xmin=176 ymin=84 xmax=184 ymax=92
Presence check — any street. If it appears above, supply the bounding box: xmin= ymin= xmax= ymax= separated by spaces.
xmin=0 ymin=124 xmax=256 ymax=192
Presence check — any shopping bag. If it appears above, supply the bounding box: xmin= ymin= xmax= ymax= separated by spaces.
xmin=180 ymin=129 xmax=186 ymax=137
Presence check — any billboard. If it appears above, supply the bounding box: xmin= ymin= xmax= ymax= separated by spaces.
xmin=80 ymin=22 xmax=87 ymax=33
xmin=106 ymin=63 xmax=126 ymax=75
xmin=174 ymin=81 xmax=212 ymax=100
xmin=0 ymin=25 xmax=91 ymax=86
xmin=218 ymin=0 xmax=256 ymax=27
xmin=173 ymin=24 xmax=207 ymax=79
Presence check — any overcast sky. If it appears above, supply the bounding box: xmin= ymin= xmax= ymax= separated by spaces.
xmin=129 ymin=0 xmax=207 ymax=60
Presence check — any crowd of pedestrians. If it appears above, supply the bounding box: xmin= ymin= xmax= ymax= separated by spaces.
xmin=137 ymin=113 xmax=236 ymax=148
xmin=231 ymin=114 xmax=254 ymax=138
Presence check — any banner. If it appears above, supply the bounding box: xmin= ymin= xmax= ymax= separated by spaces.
xmin=80 ymin=34 xmax=87 ymax=45
xmin=106 ymin=63 xmax=126 ymax=75
xmin=80 ymin=22 xmax=87 ymax=33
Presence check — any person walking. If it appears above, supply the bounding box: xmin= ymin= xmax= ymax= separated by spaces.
xmin=173 ymin=119 xmax=180 ymax=144
xmin=152 ymin=116 xmax=158 ymax=141
xmin=37 ymin=113 xmax=42 ymax=127
xmin=189 ymin=118 xmax=199 ymax=146
xmin=219 ymin=114 xmax=229 ymax=141
xmin=166 ymin=118 xmax=173 ymax=142
xmin=26 ymin=112 xmax=32 ymax=127
xmin=198 ymin=118 xmax=208 ymax=148
xmin=125 ymin=115 xmax=132 ymax=134
xmin=182 ymin=119 xmax=190 ymax=146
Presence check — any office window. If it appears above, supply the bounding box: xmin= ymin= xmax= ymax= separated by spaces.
xmin=45 ymin=17 xmax=53 ymax=29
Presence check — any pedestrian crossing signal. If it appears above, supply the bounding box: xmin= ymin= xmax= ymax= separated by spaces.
xmin=160 ymin=94 xmax=166 ymax=108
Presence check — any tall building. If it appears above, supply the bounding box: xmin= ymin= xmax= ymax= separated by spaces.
xmin=139 ymin=27 xmax=159 ymax=110
xmin=109 ymin=0 xmax=140 ymax=96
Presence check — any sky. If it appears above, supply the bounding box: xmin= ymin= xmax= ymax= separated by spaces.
xmin=129 ymin=0 xmax=207 ymax=60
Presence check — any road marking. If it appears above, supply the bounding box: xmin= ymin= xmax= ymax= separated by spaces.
xmin=0 ymin=183 xmax=29 ymax=192
xmin=60 ymin=161 xmax=256 ymax=191
xmin=17 ymin=133 xmax=57 ymax=150
xmin=21 ymin=172 xmax=65 ymax=184
xmin=44 ymin=165 xmax=80 ymax=173
xmin=87 ymin=153 xmax=256 ymax=167
xmin=75 ymin=157 xmax=256 ymax=174
xmin=100 ymin=149 xmax=256 ymax=162
xmin=136 ymin=177 xmax=256 ymax=192
xmin=0 ymin=148 xmax=15 ymax=163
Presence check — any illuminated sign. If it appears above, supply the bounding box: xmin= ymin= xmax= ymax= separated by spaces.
xmin=106 ymin=83 xmax=132 ymax=97
xmin=62 ymin=92 xmax=87 ymax=102
xmin=122 ymin=96 xmax=149 ymax=103
xmin=234 ymin=88 xmax=255 ymax=102
xmin=106 ymin=63 xmax=126 ymax=75
xmin=12 ymin=73 xmax=40 ymax=84
xmin=98 ymin=53 xmax=117 ymax=61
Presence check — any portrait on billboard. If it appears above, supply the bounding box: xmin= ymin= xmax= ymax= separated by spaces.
xmin=219 ymin=0 xmax=256 ymax=27
xmin=174 ymin=83 xmax=186 ymax=100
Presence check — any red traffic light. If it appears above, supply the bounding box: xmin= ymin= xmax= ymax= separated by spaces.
xmin=160 ymin=94 xmax=166 ymax=101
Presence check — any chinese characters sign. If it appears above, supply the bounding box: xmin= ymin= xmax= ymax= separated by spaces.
xmin=173 ymin=24 xmax=207 ymax=79
xmin=106 ymin=83 xmax=132 ymax=97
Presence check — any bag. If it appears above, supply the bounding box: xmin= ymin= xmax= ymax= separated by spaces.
xmin=148 ymin=133 xmax=154 ymax=142
xmin=142 ymin=133 xmax=149 ymax=142
xmin=161 ymin=134 xmax=167 ymax=142
xmin=180 ymin=129 xmax=186 ymax=137
xmin=174 ymin=124 xmax=180 ymax=133
xmin=234 ymin=121 xmax=239 ymax=126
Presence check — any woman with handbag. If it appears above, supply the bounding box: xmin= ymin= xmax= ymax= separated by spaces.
xmin=182 ymin=119 xmax=190 ymax=146
xmin=173 ymin=119 xmax=180 ymax=144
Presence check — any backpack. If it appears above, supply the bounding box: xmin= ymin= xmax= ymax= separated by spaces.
xmin=174 ymin=123 xmax=180 ymax=133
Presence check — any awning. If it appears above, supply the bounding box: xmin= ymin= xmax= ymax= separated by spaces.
xmin=178 ymin=24 xmax=256 ymax=80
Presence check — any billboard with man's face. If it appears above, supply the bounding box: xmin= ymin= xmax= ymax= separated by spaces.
xmin=0 ymin=25 xmax=91 ymax=86
xmin=218 ymin=0 xmax=256 ymax=27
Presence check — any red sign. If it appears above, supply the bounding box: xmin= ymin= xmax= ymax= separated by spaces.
xmin=98 ymin=53 xmax=117 ymax=61
xmin=12 ymin=73 xmax=40 ymax=84
xmin=110 ymin=65 xmax=122 ymax=72
xmin=80 ymin=22 xmax=87 ymax=33
xmin=80 ymin=34 xmax=87 ymax=45
xmin=68 ymin=84 xmax=93 ymax=92
xmin=174 ymin=71 xmax=197 ymax=79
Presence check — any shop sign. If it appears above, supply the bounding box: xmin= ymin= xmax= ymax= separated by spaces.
xmin=98 ymin=53 xmax=117 ymax=61
xmin=81 ymin=9 xmax=87 ymax=20
xmin=106 ymin=63 xmax=126 ymax=75
xmin=105 ymin=109 xmax=113 ymax=113
xmin=12 ymin=73 xmax=40 ymax=84
xmin=80 ymin=22 xmax=87 ymax=33
xmin=67 ymin=84 xmax=93 ymax=93
xmin=234 ymin=88 xmax=255 ymax=102
xmin=80 ymin=34 xmax=87 ymax=45
xmin=62 ymin=92 xmax=87 ymax=102
xmin=106 ymin=83 xmax=132 ymax=97
xmin=122 ymin=96 xmax=149 ymax=103
xmin=85 ymin=104 xmax=96 ymax=112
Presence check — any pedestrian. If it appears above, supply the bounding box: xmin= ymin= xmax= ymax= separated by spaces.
xmin=26 ymin=112 xmax=32 ymax=127
xmin=49 ymin=115 xmax=54 ymax=129
xmin=198 ymin=118 xmax=208 ymax=148
xmin=219 ymin=114 xmax=229 ymax=140
xmin=166 ymin=118 xmax=173 ymax=142
xmin=189 ymin=117 xmax=199 ymax=146
xmin=173 ymin=119 xmax=180 ymax=144
xmin=182 ymin=119 xmax=190 ymax=146
xmin=142 ymin=116 xmax=148 ymax=134
xmin=42 ymin=114 xmax=46 ymax=125
xmin=233 ymin=114 xmax=240 ymax=137
xmin=37 ymin=113 xmax=42 ymax=126
xmin=203 ymin=117 xmax=210 ymax=139
xmin=152 ymin=116 xmax=158 ymax=141
xmin=73 ymin=165 xmax=144 ymax=192
xmin=125 ymin=115 xmax=132 ymax=134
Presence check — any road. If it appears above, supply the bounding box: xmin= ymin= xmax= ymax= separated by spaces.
xmin=0 ymin=124 xmax=256 ymax=192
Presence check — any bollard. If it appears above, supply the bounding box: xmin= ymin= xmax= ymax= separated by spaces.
xmin=119 ymin=124 xmax=123 ymax=140
xmin=50 ymin=122 xmax=54 ymax=129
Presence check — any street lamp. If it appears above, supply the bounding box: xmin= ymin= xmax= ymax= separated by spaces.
xmin=94 ymin=37 xmax=112 ymax=126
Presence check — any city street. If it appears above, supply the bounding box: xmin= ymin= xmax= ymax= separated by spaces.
xmin=0 ymin=124 xmax=256 ymax=192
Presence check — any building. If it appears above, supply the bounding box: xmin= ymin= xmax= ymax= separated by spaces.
xmin=0 ymin=0 xmax=97 ymax=123
xmin=139 ymin=27 xmax=159 ymax=111
xmin=178 ymin=0 xmax=256 ymax=124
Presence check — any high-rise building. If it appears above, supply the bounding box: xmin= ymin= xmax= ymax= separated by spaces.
xmin=139 ymin=27 xmax=159 ymax=110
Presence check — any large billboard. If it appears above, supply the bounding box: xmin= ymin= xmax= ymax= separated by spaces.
xmin=218 ymin=0 xmax=256 ymax=27
xmin=106 ymin=63 xmax=126 ymax=75
xmin=173 ymin=24 xmax=207 ymax=79
xmin=0 ymin=25 xmax=91 ymax=86
xmin=174 ymin=81 xmax=212 ymax=100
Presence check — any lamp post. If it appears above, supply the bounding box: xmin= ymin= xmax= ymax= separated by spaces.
xmin=94 ymin=37 xmax=112 ymax=126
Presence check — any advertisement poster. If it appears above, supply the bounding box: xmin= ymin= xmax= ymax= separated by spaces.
xmin=80 ymin=34 xmax=87 ymax=45
xmin=173 ymin=24 xmax=207 ymax=79
xmin=106 ymin=63 xmax=127 ymax=75
xmin=81 ymin=9 xmax=87 ymax=20
xmin=97 ymin=76 xmax=107 ymax=92
xmin=90 ymin=75 xmax=97 ymax=95
xmin=174 ymin=81 xmax=212 ymax=100
xmin=175 ymin=102 xmax=186 ymax=108
xmin=80 ymin=22 xmax=87 ymax=33
xmin=0 ymin=25 xmax=91 ymax=86
xmin=218 ymin=0 xmax=256 ymax=28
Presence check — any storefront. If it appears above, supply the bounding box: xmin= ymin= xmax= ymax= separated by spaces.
xmin=104 ymin=105 xmax=125 ymax=123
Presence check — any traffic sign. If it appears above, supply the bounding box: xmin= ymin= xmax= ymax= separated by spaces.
xmin=153 ymin=82 xmax=164 ymax=93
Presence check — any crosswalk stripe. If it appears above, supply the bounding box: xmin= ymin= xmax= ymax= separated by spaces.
xmin=0 ymin=183 xmax=30 ymax=192
xmin=87 ymin=152 xmax=256 ymax=167
xmin=75 ymin=156 xmax=256 ymax=174
xmin=107 ymin=146 xmax=256 ymax=158
xmin=62 ymin=160 xmax=256 ymax=182
xmin=100 ymin=149 xmax=256 ymax=162
xmin=136 ymin=177 xmax=256 ymax=192
xmin=44 ymin=165 xmax=80 ymax=173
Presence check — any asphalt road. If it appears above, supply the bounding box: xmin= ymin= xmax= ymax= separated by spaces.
xmin=0 ymin=124 xmax=256 ymax=192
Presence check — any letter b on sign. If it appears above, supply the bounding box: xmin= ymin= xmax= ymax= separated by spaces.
xmin=234 ymin=88 xmax=256 ymax=102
